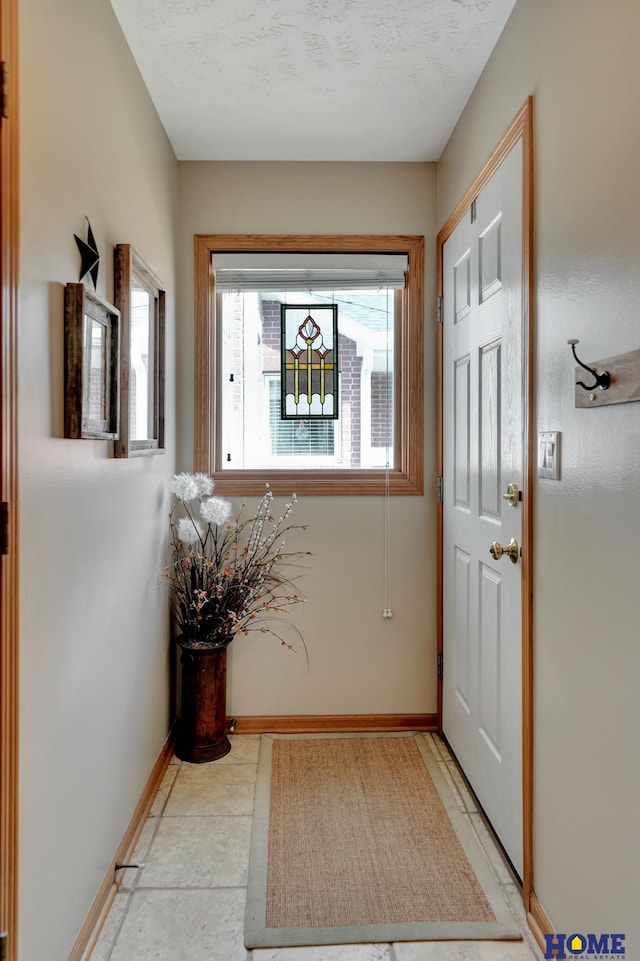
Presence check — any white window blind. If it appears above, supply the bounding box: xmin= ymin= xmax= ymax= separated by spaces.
xmin=213 ymin=253 xmax=408 ymax=292
xmin=267 ymin=378 xmax=335 ymax=459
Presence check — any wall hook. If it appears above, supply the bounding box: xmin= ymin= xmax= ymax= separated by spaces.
xmin=567 ymin=339 xmax=610 ymax=391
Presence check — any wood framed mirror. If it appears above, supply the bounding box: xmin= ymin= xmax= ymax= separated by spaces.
xmin=114 ymin=244 xmax=165 ymax=457
xmin=64 ymin=283 xmax=120 ymax=440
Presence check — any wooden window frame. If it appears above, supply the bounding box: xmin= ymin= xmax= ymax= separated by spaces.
xmin=194 ymin=234 xmax=424 ymax=496
xmin=114 ymin=244 xmax=166 ymax=457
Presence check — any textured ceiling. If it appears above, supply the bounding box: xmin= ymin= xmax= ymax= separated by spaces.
xmin=109 ymin=0 xmax=517 ymax=161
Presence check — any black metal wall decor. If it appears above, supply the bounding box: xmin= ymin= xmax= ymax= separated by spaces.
xmin=281 ymin=303 xmax=338 ymax=420
xmin=74 ymin=216 xmax=100 ymax=288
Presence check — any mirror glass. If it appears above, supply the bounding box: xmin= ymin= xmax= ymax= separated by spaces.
xmin=129 ymin=282 xmax=155 ymax=441
xmin=87 ymin=316 xmax=107 ymax=423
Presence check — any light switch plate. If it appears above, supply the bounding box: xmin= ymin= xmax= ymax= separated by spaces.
xmin=538 ymin=431 xmax=560 ymax=479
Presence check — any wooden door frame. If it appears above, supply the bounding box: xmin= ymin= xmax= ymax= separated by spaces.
xmin=436 ymin=98 xmax=535 ymax=911
xmin=0 ymin=0 xmax=20 ymax=957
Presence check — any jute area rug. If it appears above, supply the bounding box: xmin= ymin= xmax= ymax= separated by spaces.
xmin=245 ymin=732 xmax=521 ymax=948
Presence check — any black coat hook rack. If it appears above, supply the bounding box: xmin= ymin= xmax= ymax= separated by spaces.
xmin=568 ymin=339 xmax=640 ymax=408
xmin=567 ymin=339 xmax=610 ymax=392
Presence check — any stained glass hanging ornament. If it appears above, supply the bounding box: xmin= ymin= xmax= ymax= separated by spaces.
xmin=281 ymin=303 xmax=339 ymax=420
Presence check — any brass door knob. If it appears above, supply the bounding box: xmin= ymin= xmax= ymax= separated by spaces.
xmin=489 ymin=538 xmax=519 ymax=564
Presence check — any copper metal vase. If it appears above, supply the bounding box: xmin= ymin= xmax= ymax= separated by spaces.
xmin=176 ymin=638 xmax=232 ymax=762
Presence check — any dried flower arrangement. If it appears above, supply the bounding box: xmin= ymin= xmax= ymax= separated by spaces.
xmin=166 ymin=473 xmax=309 ymax=651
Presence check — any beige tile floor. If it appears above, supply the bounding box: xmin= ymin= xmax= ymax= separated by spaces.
xmin=90 ymin=734 xmax=544 ymax=961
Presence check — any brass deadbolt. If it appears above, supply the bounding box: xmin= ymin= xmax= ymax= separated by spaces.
xmin=502 ymin=483 xmax=520 ymax=508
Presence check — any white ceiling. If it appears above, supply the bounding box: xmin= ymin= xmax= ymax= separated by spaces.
xmin=109 ymin=0 xmax=517 ymax=162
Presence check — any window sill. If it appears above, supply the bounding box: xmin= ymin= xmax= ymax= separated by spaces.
xmin=210 ymin=469 xmax=423 ymax=497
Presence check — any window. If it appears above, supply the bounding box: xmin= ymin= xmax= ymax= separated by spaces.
xmin=218 ymin=286 xmax=395 ymax=471
xmin=194 ymin=235 xmax=424 ymax=495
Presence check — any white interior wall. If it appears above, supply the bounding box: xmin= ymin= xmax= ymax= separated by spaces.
xmin=176 ymin=162 xmax=438 ymax=717
xmin=438 ymin=0 xmax=640 ymax=949
xmin=18 ymin=0 xmax=178 ymax=958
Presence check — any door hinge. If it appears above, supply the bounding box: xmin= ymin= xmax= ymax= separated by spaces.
xmin=0 ymin=502 xmax=9 ymax=555
xmin=436 ymin=475 xmax=443 ymax=503
xmin=0 ymin=931 xmax=8 ymax=961
xmin=436 ymin=296 xmax=444 ymax=325
xmin=437 ymin=652 xmax=443 ymax=681
xmin=0 ymin=62 xmax=8 ymax=120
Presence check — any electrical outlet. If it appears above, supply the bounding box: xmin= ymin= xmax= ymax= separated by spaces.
xmin=382 ymin=608 xmax=393 ymax=618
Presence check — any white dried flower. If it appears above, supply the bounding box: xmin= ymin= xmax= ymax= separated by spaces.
xmin=200 ymin=496 xmax=232 ymax=526
xmin=170 ymin=472 xmax=214 ymax=500
xmin=193 ymin=472 xmax=215 ymax=497
xmin=170 ymin=473 xmax=199 ymax=501
xmin=177 ymin=517 xmax=203 ymax=545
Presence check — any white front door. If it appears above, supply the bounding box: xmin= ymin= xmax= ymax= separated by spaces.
xmin=442 ymin=138 xmax=524 ymax=877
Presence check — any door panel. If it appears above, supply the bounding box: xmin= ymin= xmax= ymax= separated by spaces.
xmin=454 ymin=356 xmax=470 ymax=508
xmin=480 ymin=341 xmax=500 ymax=517
xmin=443 ymin=138 xmax=524 ymax=877
xmin=454 ymin=547 xmax=471 ymax=712
xmin=479 ymin=562 xmax=501 ymax=757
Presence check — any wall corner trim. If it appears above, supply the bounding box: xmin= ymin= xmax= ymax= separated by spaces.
xmin=66 ymin=723 xmax=177 ymax=961
xmin=0 ymin=0 xmax=20 ymax=958
xmin=527 ymin=891 xmax=555 ymax=954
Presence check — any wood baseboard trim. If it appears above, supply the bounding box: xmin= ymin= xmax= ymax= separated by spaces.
xmin=229 ymin=714 xmax=438 ymax=734
xmin=527 ymin=890 xmax=554 ymax=955
xmin=67 ymin=723 xmax=177 ymax=961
